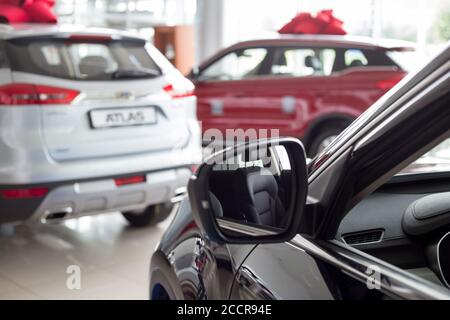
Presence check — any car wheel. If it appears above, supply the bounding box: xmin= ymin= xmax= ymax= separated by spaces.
xmin=122 ymin=202 xmax=173 ymax=227
xmin=308 ymin=125 xmax=345 ymax=157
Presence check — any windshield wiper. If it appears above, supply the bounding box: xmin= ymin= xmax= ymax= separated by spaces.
xmin=111 ymin=68 xmax=161 ymax=79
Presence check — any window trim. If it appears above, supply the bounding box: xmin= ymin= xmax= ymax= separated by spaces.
xmin=289 ymin=235 xmax=450 ymax=300
xmin=0 ymin=41 xmax=10 ymax=69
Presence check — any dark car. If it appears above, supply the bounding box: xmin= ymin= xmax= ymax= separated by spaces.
xmin=150 ymin=43 xmax=450 ymax=300
xmin=190 ymin=35 xmax=415 ymax=155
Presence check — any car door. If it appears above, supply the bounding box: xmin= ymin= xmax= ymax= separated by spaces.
xmin=337 ymin=47 xmax=407 ymax=115
xmin=255 ymin=46 xmax=344 ymax=138
xmin=230 ymin=45 xmax=450 ymax=300
xmin=194 ymin=47 xmax=273 ymax=142
xmin=229 ymin=241 xmax=336 ymax=299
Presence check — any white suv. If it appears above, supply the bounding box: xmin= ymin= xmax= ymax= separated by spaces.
xmin=0 ymin=24 xmax=202 ymax=227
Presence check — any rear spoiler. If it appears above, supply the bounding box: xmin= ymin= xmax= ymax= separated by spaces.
xmin=6 ymin=34 xmax=146 ymax=44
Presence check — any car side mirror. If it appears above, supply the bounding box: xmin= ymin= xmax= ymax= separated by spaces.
xmin=188 ymin=138 xmax=308 ymax=244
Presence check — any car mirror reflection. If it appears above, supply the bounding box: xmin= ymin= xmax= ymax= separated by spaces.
xmin=188 ymin=138 xmax=308 ymax=243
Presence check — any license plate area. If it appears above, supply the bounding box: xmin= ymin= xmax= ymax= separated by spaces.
xmin=89 ymin=107 xmax=157 ymax=129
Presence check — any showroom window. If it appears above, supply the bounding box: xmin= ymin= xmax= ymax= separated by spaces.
xmin=199 ymin=48 xmax=269 ymax=81
xmin=269 ymin=48 xmax=336 ymax=77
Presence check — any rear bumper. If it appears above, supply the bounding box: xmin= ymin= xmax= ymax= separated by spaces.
xmin=0 ymin=116 xmax=202 ymax=184
xmin=0 ymin=166 xmax=192 ymax=224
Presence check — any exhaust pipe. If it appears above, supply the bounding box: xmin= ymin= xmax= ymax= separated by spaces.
xmin=41 ymin=207 xmax=73 ymax=224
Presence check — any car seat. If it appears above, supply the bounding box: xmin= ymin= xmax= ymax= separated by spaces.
xmin=233 ymin=167 xmax=286 ymax=228
xmin=79 ymin=55 xmax=109 ymax=77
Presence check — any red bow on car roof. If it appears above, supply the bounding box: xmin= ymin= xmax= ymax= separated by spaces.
xmin=0 ymin=0 xmax=57 ymax=24
xmin=278 ymin=9 xmax=346 ymax=35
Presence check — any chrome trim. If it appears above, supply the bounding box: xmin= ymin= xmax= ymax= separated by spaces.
xmin=290 ymin=234 xmax=450 ymax=300
xmin=217 ymin=218 xmax=278 ymax=237
xmin=41 ymin=207 xmax=73 ymax=224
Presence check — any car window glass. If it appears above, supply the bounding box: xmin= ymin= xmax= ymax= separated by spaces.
xmin=272 ymin=145 xmax=291 ymax=172
xmin=386 ymin=50 xmax=418 ymax=72
xmin=214 ymin=146 xmax=288 ymax=176
xmin=5 ymin=39 xmax=162 ymax=81
xmin=341 ymin=131 xmax=450 ymax=291
xmin=199 ymin=48 xmax=268 ymax=81
xmin=345 ymin=49 xmax=368 ymax=68
xmin=321 ymin=49 xmax=336 ymax=75
xmin=41 ymin=45 xmax=63 ymax=66
xmin=270 ymin=48 xmax=336 ymax=77
xmin=399 ymin=138 xmax=450 ymax=175
xmin=69 ymin=43 xmax=118 ymax=78
xmin=210 ymin=145 xmax=294 ymax=231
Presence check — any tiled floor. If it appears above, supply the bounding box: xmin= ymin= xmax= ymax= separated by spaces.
xmin=0 ymin=211 xmax=173 ymax=300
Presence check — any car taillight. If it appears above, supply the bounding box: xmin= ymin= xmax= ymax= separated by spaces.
xmin=114 ymin=175 xmax=146 ymax=187
xmin=376 ymin=75 xmax=404 ymax=91
xmin=163 ymin=84 xmax=195 ymax=100
xmin=0 ymin=187 xmax=49 ymax=199
xmin=0 ymin=84 xmax=80 ymax=105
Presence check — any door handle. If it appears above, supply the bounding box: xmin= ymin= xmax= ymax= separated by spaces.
xmin=210 ymin=99 xmax=224 ymax=115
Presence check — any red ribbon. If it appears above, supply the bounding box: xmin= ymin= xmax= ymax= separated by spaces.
xmin=0 ymin=0 xmax=57 ymax=24
xmin=278 ymin=9 xmax=346 ymax=35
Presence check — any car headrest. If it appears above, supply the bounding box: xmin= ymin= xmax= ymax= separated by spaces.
xmin=234 ymin=167 xmax=278 ymax=203
xmin=305 ymin=55 xmax=321 ymax=70
xmin=79 ymin=55 xmax=109 ymax=77
xmin=349 ymin=59 xmax=364 ymax=67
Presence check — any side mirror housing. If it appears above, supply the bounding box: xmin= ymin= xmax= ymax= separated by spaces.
xmin=188 ymin=66 xmax=200 ymax=80
xmin=188 ymin=138 xmax=308 ymax=244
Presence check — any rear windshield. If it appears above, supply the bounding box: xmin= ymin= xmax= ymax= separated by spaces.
xmin=4 ymin=37 xmax=162 ymax=80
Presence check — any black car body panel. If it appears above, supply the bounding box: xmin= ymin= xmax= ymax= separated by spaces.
xmin=152 ymin=197 xmax=342 ymax=300
xmin=153 ymin=198 xmax=256 ymax=299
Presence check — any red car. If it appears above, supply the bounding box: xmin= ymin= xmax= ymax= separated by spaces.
xmin=190 ymin=35 xmax=415 ymax=156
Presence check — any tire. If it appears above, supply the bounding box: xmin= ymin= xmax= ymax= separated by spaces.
xmin=122 ymin=202 xmax=174 ymax=227
xmin=308 ymin=125 xmax=347 ymax=157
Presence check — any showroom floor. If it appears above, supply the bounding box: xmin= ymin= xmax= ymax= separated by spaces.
xmin=0 ymin=210 xmax=174 ymax=300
